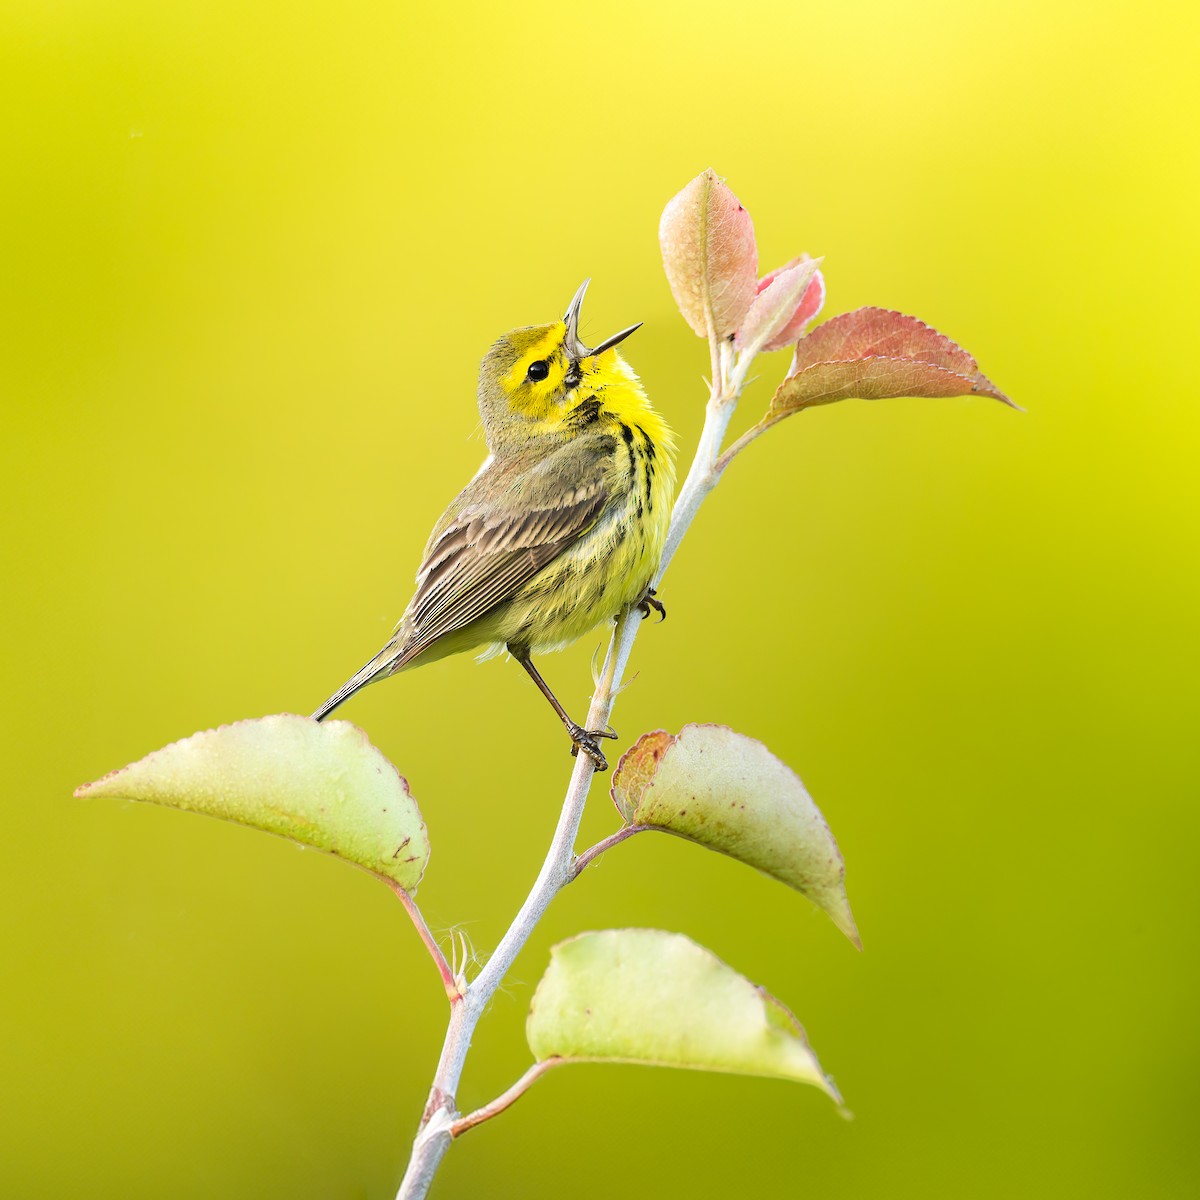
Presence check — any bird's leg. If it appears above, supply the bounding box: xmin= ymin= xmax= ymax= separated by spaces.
xmin=637 ymin=586 xmax=666 ymax=622
xmin=512 ymin=650 xmax=617 ymax=771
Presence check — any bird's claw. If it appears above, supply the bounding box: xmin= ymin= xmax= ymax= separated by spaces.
xmin=567 ymin=722 xmax=618 ymax=771
xmin=637 ymin=587 xmax=666 ymax=622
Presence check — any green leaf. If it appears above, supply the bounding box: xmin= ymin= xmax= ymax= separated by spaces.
xmin=612 ymin=724 xmax=858 ymax=947
xmin=527 ymin=929 xmax=841 ymax=1102
xmin=75 ymin=714 xmax=429 ymax=892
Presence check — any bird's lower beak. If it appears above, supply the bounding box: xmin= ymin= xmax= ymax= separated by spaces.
xmin=589 ymin=322 xmax=643 ymax=355
xmin=563 ymin=279 xmax=641 ymax=359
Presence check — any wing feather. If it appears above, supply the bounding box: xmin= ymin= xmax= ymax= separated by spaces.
xmin=395 ymin=466 xmax=609 ymax=665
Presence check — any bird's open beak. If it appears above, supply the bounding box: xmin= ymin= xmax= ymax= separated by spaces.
xmin=564 ymin=280 xmax=642 ymax=359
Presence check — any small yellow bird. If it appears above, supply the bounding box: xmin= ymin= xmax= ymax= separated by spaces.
xmin=313 ymin=282 xmax=676 ymax=770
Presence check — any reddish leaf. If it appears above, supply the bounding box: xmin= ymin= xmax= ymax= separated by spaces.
xmin=659 ymin=169 xmax=758 ymax=340
xmin=763 ymin=262 xmax=825 ymax=352
xmin=768 ymin=307 xmax=1016 ymax=420
xmin=734 ymin=257 xmax=824 ymax=358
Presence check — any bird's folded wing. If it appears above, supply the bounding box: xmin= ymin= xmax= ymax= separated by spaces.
xmin=397 ymin=460 xmax=609 ymax=664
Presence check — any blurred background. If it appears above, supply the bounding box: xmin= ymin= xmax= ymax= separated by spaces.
xmin=3 ymin=0 xmax=1197 ymax=1196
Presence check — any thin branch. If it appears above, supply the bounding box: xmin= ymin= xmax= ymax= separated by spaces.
xmin=394 ymin=637 xmax=626 ymax=1200
xmin=448 ymin=1059 xmax=565 ymax=1139
xmin=384 ymin=878 xmax=462 ymax=1003
xmin=396 ymin=324 xmax=760 ymax=1200
xmin=467 ymin=625 xmax=625 ymax=1003
xmin=571 ymin=824 xmax=651 ymax=879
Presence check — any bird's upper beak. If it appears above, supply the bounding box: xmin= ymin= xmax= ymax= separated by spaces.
xmin=564 ymin=279 xmax=642 ymax=360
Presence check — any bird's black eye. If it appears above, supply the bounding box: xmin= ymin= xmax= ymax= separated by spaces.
xmin=526 ymin=359 xmax=549 ymax=382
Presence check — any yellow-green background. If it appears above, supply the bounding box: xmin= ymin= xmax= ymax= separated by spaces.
xmin=3 ymin=0 xmax=1197 ymax=1196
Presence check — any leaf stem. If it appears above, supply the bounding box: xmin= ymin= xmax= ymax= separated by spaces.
xmin=715 ymin=414 xmax=778 ymax=474
xmin=448 ymin=1058 xmax=564 ymax=1138
xmin=571 ymin=824 xmax=651 ymax=879
xmin=384 ymin=878 xmax=461 ymax=1002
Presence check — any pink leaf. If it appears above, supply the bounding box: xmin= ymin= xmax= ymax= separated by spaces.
xmin=659 ymin=169 xmax=758 ymax=341
xmin=762 ymin=260 xmax=826 ymax=351
xmin=768 ymin=307 xmax=1016 ymax=420
xmin=735 ymin=256 xmax=825 ymax=356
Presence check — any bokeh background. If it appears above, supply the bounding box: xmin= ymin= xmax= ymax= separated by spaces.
xmin=3 ymin=1 xmax=1197 ymax=1196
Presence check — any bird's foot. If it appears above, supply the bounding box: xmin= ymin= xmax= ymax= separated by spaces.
xmin=637 ymin=587 xmax=666 ymax=622
xmin=567 ymin=722 xmax=618 ymax=772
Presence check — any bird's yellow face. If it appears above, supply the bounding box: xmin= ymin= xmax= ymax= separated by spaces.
xmin=495 ymin=322 xmax=631 ymax=415
xmin=476 ymin=283 xmax=651 ymax=449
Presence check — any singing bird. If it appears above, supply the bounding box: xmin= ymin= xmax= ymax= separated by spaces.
xmin=312 ymin=283 xmax=675 ymax=770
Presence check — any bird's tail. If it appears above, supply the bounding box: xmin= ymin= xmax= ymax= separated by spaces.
xmin=312 ymin=643 xmax=403 ymax=722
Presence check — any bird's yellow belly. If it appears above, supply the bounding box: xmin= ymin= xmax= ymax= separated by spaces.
xmin=486 ymin=482 xmax=670 ymax=656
